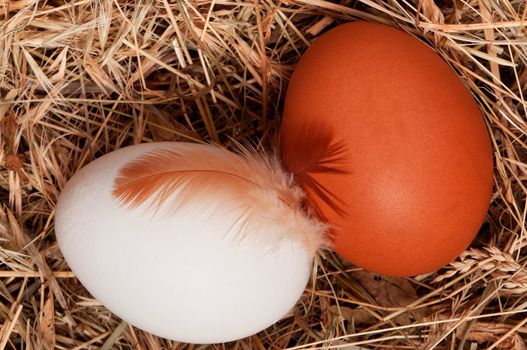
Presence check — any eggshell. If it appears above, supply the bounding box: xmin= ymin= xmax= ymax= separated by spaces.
xmin=280 ymin=21 xmax=494 ymax=276
xmin=55 ymin=142 xmax=321 ymax=344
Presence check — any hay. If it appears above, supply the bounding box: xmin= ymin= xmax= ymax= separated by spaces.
xmin=0 ymin=0 xmax=526 ymax=348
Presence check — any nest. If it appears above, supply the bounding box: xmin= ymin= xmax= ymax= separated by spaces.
xmin=1 ymin=0 xmax=526 ymax=348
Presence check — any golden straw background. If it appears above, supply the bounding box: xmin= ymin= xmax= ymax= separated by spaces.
xmin=1 ymin=0 xmax=527 ymax=348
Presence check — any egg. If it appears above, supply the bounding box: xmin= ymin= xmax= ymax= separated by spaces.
xmin=280 ymin=21 xmax=493 ymax=276
xmin=55 ymin=142 xmax=326 ymax=343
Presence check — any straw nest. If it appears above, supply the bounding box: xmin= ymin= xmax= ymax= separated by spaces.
xmin=1 ymin=0 xmax=526 ymax=349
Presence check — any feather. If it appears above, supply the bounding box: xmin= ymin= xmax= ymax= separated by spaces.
xmin=112 ymin=142 xmax=327 ymax=255
xmin=279 ymin=122 xmax=351 ymax=224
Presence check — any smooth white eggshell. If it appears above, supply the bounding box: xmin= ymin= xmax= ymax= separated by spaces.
xmin=55 ymin=142 xmax=313 ymax=344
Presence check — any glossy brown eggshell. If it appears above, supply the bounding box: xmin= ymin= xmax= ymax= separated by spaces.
xmin=280 ymin=21 xmax=494 ymax=276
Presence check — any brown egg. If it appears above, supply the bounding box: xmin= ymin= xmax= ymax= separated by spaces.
xmin=280 ymin=21 xmax=494 ymax=276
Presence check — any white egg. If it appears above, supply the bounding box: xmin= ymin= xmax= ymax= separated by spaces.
xmin=55 ymin=142 xmax=326 ymax=344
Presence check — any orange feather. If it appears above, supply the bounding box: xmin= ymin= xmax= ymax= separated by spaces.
xmin=279 ymin=122 xmax=351 ymax=224
xmin=112 ymin=143 xmax=328 ymax=254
